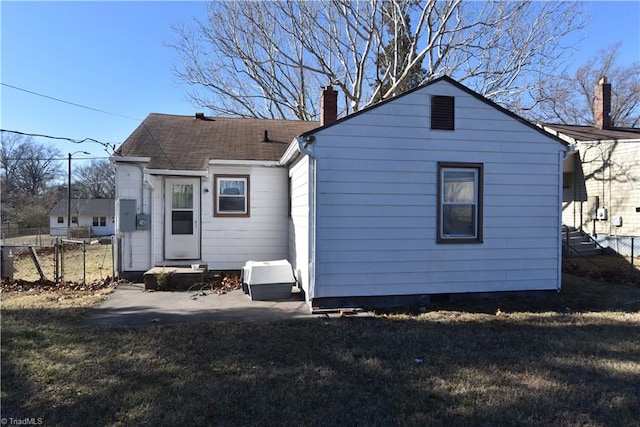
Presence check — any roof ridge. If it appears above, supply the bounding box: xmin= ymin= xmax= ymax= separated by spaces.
xmin=147 ymin=112 xmax=317 ymax=124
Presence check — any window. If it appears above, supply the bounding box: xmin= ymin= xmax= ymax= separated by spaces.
xmin=437 ymin=162 xmax=483 ymax=243
xmin=431 ymin=95 xmax=455 ymax=130
xmin=214 ymin=174 xmax=250 ymax=217
xmin=93 ymin=216 xmax=107 ymax=226
xmin=72 ymin=216 xmax=78 ymax=224
xmin=171 ymin=183 xmax=194 ymax=234
xmin=57 ymin=216 xmax=64 ymax=224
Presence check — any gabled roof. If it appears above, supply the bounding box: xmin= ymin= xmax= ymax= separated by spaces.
xmin=298 ymin=75 xmax=568 ymax=146
xmin=50 ymin=198 xmax=115 ymax=216
xmin=114 ymin=113 xmax=318 ymax=170
xmin=541 ymin=123 xmax=640 ymax=143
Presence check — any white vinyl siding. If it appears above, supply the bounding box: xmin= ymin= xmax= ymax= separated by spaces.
xmin=115 ymin=161 xmax=290 ymax=272
xmin=115 ymin=162 xmax=152 ymax=272
xmin=309 ymin=80 xmax=564 ymax=299
xmin=288 ymin=156 xmax=311 ymax=296
xmin=200 ymin=165 xmax=289 ymax=270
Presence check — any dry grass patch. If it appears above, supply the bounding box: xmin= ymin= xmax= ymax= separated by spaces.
xmin=8 ymin=241 xmax=113 ymax=283
xmin=2 ymin=274 xmax=640 ymax=426
xmin=563 ymin=254 xmax=640 ymax=286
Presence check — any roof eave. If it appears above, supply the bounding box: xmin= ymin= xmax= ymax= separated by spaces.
xmin=111 ymin=155 xmax=152 ymax=163
xmin=279 ymin=138 xmax=303 ymax=166
xmin=537 ymin=124 xmax=578 ymax=145
xmin=143 ymin=168 xmax=209 ymax=177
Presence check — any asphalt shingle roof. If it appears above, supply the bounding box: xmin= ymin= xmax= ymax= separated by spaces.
xmin=543 ymin=124 xmax=640 ymax=142
xmin=114 ymin=113 xmax=319 ymax=170
xmin=50 ymin=199 xmax=115 ymax=216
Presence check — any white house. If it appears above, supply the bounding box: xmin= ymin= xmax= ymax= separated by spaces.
xmin=49 ymin=198 xmax=115 ymax=236
xmin=541 ymin=78 xmax=640 ymax=245
xmin=112 ymin=76 xmax=568 ymax=309
xmin=282 ymin=76 xmax=568 ymax=309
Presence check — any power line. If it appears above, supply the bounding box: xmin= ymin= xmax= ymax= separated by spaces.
xmin=1 ymin=82 xmax=141 ymax=121
xmin=2 ymin=84 xmax=177 ymax=168
xmin=3 ymin=157 xmax=110 ymax=161
xmin=0 ymin=129 xmax=117 ymax=153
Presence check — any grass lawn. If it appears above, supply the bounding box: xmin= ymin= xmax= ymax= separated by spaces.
xmin=1 ymin=274 xmax=639 ymax=426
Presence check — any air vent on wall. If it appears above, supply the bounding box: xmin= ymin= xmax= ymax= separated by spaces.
xmin=431 ymin=95 xmax=455 ymax=130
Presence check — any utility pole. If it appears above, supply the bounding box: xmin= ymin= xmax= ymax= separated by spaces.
xmin=68 ymin=151 xmax=90 ymax=236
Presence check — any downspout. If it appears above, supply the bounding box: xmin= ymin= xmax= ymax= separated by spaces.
xmin=144 ymin=173 xmax=156 ymax=268
xmin=296 ymin=135 xmax=317 ymax=302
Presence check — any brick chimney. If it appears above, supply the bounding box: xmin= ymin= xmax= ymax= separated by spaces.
xmin=321 ymin=86 xmax=338 ymax=126
xmin=594 ymin=77 xmax=612 ymax=129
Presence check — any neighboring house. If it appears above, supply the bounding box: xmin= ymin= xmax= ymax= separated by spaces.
xmin=541 ymin=77 xmax=640 ymax=245
xmin=49 ymin=198 xmax=115 ymax=236
xmin=112 ymin=76 xmax=568 ymax=309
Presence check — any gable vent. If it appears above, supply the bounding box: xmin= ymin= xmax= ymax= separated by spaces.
xmin=431 ymin=95 xmax=455 ymax=130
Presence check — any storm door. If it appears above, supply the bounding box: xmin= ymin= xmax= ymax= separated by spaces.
xmin=164 ymin=177 xmax=200 ymax=259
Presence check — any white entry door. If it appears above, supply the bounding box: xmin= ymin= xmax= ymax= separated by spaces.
xmin=164 ymin=178 xmax=200 ymax=260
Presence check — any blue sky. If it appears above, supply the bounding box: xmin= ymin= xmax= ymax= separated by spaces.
xmin=1 ymin=1 xmax=639 ymax=164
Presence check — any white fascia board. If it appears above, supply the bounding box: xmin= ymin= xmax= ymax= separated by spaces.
xmin=143 ymin=168 xmax=208 ymax=177
xmin=577 ymin=138 xmax=640 ymax=145
xmin=208 ymin=159 xmax=281 ymax=167
xmin=279 ymin=139 xmax=301 ymax=165
xmin=537 ymin=124 xmax=577 ymax=145
xmin=110 ymin=156 xmax=152 ymax=163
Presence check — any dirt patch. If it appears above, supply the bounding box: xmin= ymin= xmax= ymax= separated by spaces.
xmin=175 ymin=272 xmax=242 ymax=295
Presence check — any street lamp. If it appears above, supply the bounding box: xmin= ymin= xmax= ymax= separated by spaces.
xmin=68 ymin=151 xmax=90 ymax=236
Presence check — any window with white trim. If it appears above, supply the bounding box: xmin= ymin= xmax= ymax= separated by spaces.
xmin=57 ymin=216 xmax=64 ymax=224
xmin=437 ymin=162 xmax=483 ymax=243
xmin=93 ymin=216 xmax=107 ymax=226
xmin=214 ymin=174 xmax=250 ymax=217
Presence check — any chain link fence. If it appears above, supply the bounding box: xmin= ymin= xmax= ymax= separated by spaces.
xmin=1 ymin=238 xmax=114 ymax=285
xmin=563 ymin=234 xmax=640 ymax=284
xmin=1 ymin=228 xmax=53 ymax=246
xmin=596 ymin=235 xmax=640 ymax=269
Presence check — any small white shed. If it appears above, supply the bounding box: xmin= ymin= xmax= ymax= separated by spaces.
xmin=281 ymin=76 xmax=568 ymax=309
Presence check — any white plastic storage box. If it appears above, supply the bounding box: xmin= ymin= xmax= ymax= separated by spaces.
xmin=241 ymin=260 xmax=295 ymax=301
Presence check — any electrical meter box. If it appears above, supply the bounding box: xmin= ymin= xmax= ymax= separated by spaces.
xmin=118 ymin=199 xmax=137 ymax=232
xmin=136 ymin=214 xmax=150 ymax=230
xmin=596 ymin=207 xmax=608 ymax=221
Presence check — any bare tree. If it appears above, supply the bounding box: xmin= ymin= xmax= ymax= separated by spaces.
xmin=73 ymin=159 xmax=115 ymax=198
xmin=531 ymin=43 xmax=640 ymax=127
xmin=170 ymin=0 xmax=585 ymax=120
xmin=1 ymin=131 xmax=23 ymax=193
xmin=0 ymin=132 xmax=63 ymax=196
xmin=1 ymin=131 xmax=65 ymax=227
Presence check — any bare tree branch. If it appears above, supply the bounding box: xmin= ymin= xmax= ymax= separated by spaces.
xmin=529 ymin=43 xmax=640 ymax=127
xmin=170 ymin=0 xmax=586 ymax=120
